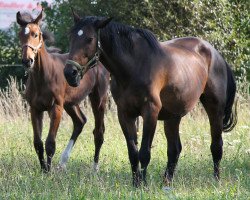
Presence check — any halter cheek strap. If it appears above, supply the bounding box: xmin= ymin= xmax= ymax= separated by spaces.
xmin=66 ymin=29 xmax=102 ymax=78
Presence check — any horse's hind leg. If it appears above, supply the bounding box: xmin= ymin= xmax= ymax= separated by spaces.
xmin=200 ymin=95 xmax=224 ymax=179
xmin=31 ymin=108 xmax=46 ymax=171
xmin=45 ymin=104 xmax=63 ymax=171
xmin=89 ymin=91 xmax=107 ymax=171
xmin=163 ymin=116 xmax=182 ymax=186
xmin=59 ymin=105 xmax=86 ymax=169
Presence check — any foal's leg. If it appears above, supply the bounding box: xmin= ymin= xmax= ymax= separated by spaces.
xmin=139 ymin=102 xmax=160 ymax=185
xmin=200 ymin=96 xmax=224 ymax=180
xmin=59 ymin=105 xmax=86 ymax=169
xmin=163 ymin=116 xmax=182 ymax=185
xmin=118 ymin=109 xmax=140 ymax=186
xmin=45 ymin=104 xmax=63 ymax=171
xmin=31 ymin=108 xmax=46 ymax=171
xmin=89 ymin=92 xmax=107 ymax=171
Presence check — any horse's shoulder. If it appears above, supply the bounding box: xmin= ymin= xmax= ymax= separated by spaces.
xmin=50 ymin=52 xmax=69 ymax=65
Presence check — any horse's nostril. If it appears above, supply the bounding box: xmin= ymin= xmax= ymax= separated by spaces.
xmin=72 ymin=68 xmax=78 ymax=76
xmin=29 ymin=58 xmax=34 ymax=64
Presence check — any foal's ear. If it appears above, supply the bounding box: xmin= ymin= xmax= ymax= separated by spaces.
xmin=71 ymin=7 xmax=81 ymax=24
xmin=34 ymin=9 xmax=43 ymax=24
xmin=16 ymin=11 xmax=27 ymax=26
xmin=95 ymin=17 xmax=113 ymax=29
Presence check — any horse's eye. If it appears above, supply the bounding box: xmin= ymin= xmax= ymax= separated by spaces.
xmin=86 ymin=37 xmax=93 ymax=43
xmin=34 ymin=33 xmax=38 ymax=38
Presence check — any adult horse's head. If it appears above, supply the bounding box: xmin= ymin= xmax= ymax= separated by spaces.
xmin=64 ymin=10 xmax=112 ymax=87
xmin=16 ymin=10 xmax=44 ymax=69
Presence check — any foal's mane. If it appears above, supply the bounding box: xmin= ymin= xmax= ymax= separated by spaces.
xmin=71 ymin=16 xmax=162 ymax=55
xmin=19 ymin=11 xmax=61 ymax=53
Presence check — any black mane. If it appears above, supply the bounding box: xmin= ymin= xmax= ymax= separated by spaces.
xmin=103 ymin=21 xmax=162 ymax=55
xmin=71 ymin=16 xmax=163 ymax=55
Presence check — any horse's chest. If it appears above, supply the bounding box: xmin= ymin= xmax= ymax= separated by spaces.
xmin=112 ymin=86 xmax=146 ymax=116
xmin=26 ymin=86 xmax=55 ymax=111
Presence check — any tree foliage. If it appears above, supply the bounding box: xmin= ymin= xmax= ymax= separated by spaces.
xmin=0 ymin=0 xmax=249 ymax=90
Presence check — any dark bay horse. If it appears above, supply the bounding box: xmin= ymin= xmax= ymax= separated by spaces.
xmin=63 ymin=13 xmax=237 ymax=187
xmin=16 ymin=11 xmax=109 ymax=172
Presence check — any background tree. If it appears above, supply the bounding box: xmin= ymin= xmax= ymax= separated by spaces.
xmin=0 ymin=0 xmax=249 ymax=91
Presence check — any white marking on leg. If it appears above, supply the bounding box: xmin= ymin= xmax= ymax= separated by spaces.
xmin=59 ymin=139 xmax=74 ymax=168
xmin=93 ymin=162 xmax=99 ymax=172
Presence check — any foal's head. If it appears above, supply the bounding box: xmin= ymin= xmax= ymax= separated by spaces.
xmin=64 ymin=10 xmax=112 ymax=87
xmin=16 ymin=11 xmax=43 ymax=68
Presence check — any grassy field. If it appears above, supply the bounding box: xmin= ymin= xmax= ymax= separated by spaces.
xmin=0 ymin=82 xmax=249 ymax=199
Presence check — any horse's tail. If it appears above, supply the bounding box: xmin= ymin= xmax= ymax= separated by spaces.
xmin=223 ymin=63 xmax=237 ymax=132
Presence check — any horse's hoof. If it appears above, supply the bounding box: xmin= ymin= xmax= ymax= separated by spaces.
xmin=93 ymin=162 xmax=99 ymax=172
xmin=56 ymin=164 xmax=67 ymax=172
xmin=132 ymin=179 xmax=142 ymax=188
xmin=162 ymin=186 xmax=172 ymax=192
xmin=163 ymin=172 xmax=173 ymax=185
xmin=41 ymin=167 xmax=49 ymax=173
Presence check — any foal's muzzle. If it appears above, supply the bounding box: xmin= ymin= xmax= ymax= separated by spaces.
xmin=64 ymin=64 xmax=81 ymax=87
xmin=22 ymin=58 xmax=34 ymax=68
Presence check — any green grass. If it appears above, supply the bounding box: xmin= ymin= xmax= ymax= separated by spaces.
xmin=0 ymin=104 xmax=249 ymax=200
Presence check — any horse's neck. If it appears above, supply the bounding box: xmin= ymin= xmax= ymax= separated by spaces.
xmin=100 ymin=34 xmax=135 ymax=87
xmin=101 ymin=33 xmax=157 ymax=88
xmin=30 ymin=45 xmax=53 ymax=84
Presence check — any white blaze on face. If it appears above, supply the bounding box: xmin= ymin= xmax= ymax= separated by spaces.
xmin=78 ymin=29 xmax=83 ymax=36
xmin=24 ymin=27 xmax=30 ymax=35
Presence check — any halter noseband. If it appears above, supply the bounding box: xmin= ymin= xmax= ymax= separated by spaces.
xmin=22 ymin=32 xmax=43 ymax=54
xmin=66 ymin=29 xmax=101 ymax=78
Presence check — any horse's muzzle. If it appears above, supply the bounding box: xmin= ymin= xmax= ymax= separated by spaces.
xmin=22 ymin=58 xmax=34 ymax=68
xmin=64 ymin=64 xmax=80 ymax=87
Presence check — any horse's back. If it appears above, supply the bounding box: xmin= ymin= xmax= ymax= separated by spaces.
xmin=160 ymin=37 xmax=233 ymax=118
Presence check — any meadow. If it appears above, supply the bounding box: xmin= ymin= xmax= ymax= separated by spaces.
xmin=0 ymin=79 xmax=249 ymax=199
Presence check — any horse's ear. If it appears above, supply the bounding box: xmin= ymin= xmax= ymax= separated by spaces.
xmin=16 ymin=11 xmax=27 ymax=26
xmin=71 ymin=7 xmax=80 ymax=24
xmin=95 ymin=17 xmax=113 ymax=29
xmin=34 ymin=9 xmax=43 ymax=24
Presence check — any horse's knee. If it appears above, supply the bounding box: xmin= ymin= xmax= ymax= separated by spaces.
xmin=94 ymin=130 xmax=104 ymax=147
xmin=139 ymin=148 xmax=151 ymax=168
xmin=168 ymin=143 xmax=181 ymax=160
xmin=77 ymin=114 xmax=87 ymax=130
xmin=34 ymin=139 xmax=44 ymax=153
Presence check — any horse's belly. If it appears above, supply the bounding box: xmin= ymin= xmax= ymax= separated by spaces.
xmin=160 ymin=86 xmax=202 ymax=117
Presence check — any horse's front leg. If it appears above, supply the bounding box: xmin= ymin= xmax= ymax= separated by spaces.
xmin=117 ymin=109 xmax=140 ymax=187
xmin=59 ymin=105 xmax=86 ymax=169
xmin=139 ymin=100 xmax=161 ymax=185
xmin=46 ymin=103 xmax=63 ymax=171
xmin=31 ymin=108 xmax=46 ymax=171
